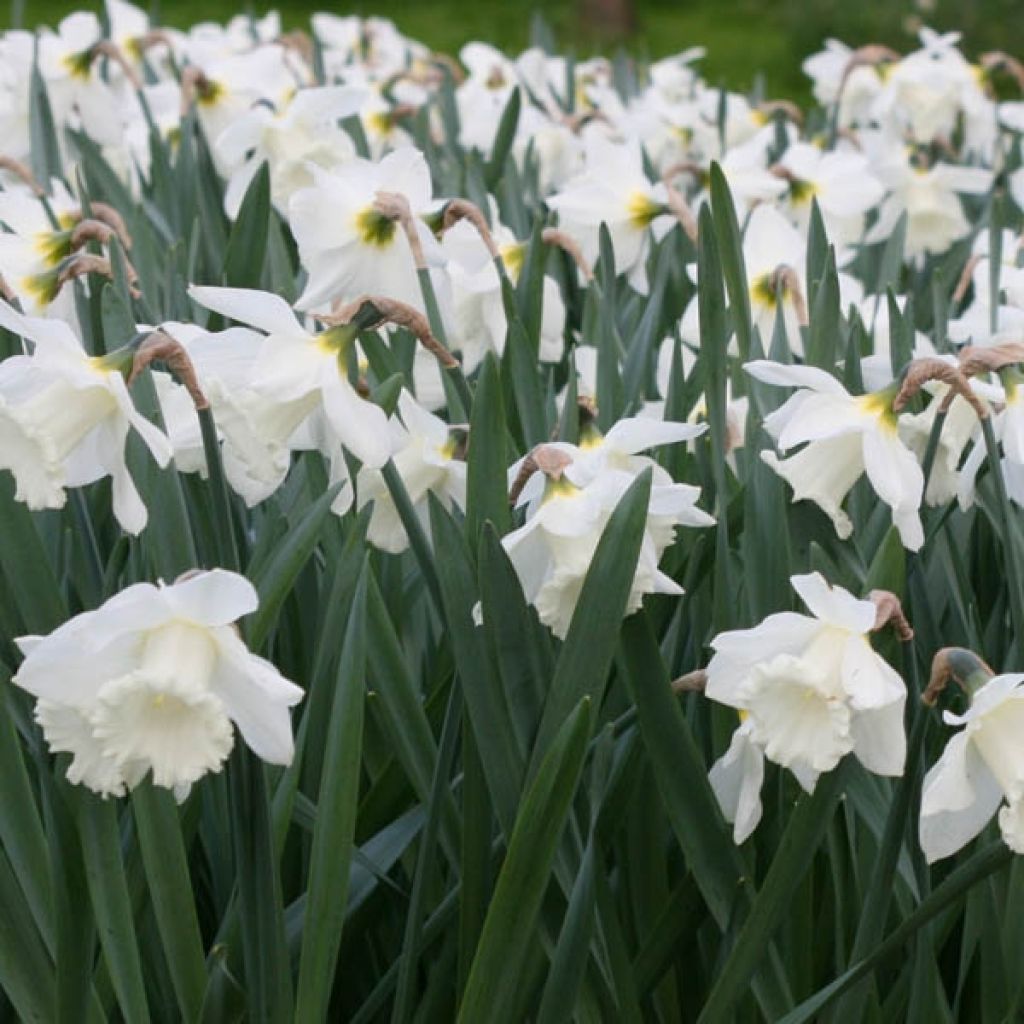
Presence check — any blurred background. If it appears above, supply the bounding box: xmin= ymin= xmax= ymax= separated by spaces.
xmin=6 ymin=0 xmax=1024 ymax=100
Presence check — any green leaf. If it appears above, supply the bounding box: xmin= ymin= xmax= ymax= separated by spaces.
xmin=428 ymin=495 xmax=524 ymax=837
xmin=779 ymin=843 xmax=1013 ymax=1024
xmin=466 ymin=352 xmax=510 ymax=540
xmin=0 ymin=476 xmax=67 ymax=633
xmin=295 ymin=563 xmax=368 ymax=1020
xmin=620 ymin=612 xmax=791 ymax=1019
xmin=222 ymin=162 xmax=270 ymax=289
xmin=458 ymin=698 xmax=591 ymax=1023
xmin=78 ymin=795 xmax=151 ymax=1024
xmin=246 ymin=481 xmax=343 ymax=650
xmin=478 ymin=524 xmax=550 ymax=759
xmin=535 ymin=838 xmax=598 ymax=1024
xmin=28 ymin=57 xmax=61 ymax=186
xmin=132 ymin=782 xmax=207 ymax=1023
xmin=0 ymin=844 xmax=55 ymax=1023
xmin=697 ymin=759 xmax=852 ymax=1023
xmin=485 ymin=86 xmax=521 ymax=189
xmin=710 ymin=162 xmax=752 ymax=364
xmin=0 ymin=677 xmax=53 ymax=952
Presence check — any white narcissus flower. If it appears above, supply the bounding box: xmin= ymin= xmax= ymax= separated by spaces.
xmin=187 ymin=286 xmax=394 ymax=513
xmin=0 ymin=299 xmax=170 ymax=533
xmin=287 ymin=147 xmax=446 ymax=313
xmin=920 ymin=673 xmax=1024 ymax=862
xmin=775 ymin=141 xmax=884 ymax=243
xmin=546 ymin=131 xmax=674 ymax=294
xmin=706 ymin=572 xmax=908 ymax=842
xmin=866 ymin=154 xmax=992 ymax=264
xmin=747 ymin=360 xmax=925 ymax=550
xmin=13 ymin=570 xmax=303 ymax=801
xmin=216 ymin=85 xmax=367 ymax=219
xmin=356 ymin=390 xmax=467 ymax=554
xmin=153 ymin=321 xmax=302 ymax=507
xmin=500 ymin=425 xmax=713 ymax=639
xmin=958 ymin=369 xmax=1024 ymax=511
xmin=441 ymin=218 xmax=565 ymax=370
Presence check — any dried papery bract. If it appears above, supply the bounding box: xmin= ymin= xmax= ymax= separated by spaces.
xmin=372 ymin=190 xmax=426 ymax=269
xmin=921 ymin=646 xmax=996 ymax=706
xmin=129 ymin=330 xmax=209 ymax=411
xmin=660 ymin=162 xmax=700 ymax=243
xmin=0 ymin=156 xmax=43 ymax=196
xmin=837 ymin=44 xmax=901 ymax=103
xmin=771 ymin=265 xmax=808 ymax=327
xmin=134 ymin=29 xmax=176 ymax=55
xmin=892 ymin=357 xmax=987 ymax=416
xmin=55 ymin=253 xmax=141 ymax=298
xmin=757 ymin=99 xmax=804 ymax=126
xmin=952 ymin=252 xmax=983 ymax=304
xmin=69 ymin=219 xmax=123 ymax=253
xmin=322 ymin=295 xmax=459 ymax=369
xmin=508 ymin=443 xmax=573 ymax=505
xmin=671 ymin=668 xmax=707 ymax=694
xmin=87 ymin=40 xmax=143 ymax=91
xmin=541 ymin=228 xmax=594 ymax=282
xmin=179 ymin=66 xmax=216 ymax=116
xmin=277 ymin=29 xmax=314 ymax=65
xmin=80 ymin=203 xmax=132 ymax=251
xmin=958 ymin=341 xmax=1024 ymax=379
xmin=441 ymin=199 xmax=500 ymax=260
xmin=980 ymin=51 xmax=1024 ymax=92
xmin=869 ymin=589 xmax=914 ymax=641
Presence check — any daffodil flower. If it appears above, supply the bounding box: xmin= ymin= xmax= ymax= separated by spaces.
xmin=921 ymin=672 xmax=1024 ymax=862
xmin=748 ymin=359 xmax=926 ymax=550
xmin=707 ymin=572 xmax=908 ymax=842
xmin=0 ymin=298 xmax=170 ymax=532
xmin=13 ymin=569 xmax=303 ymax=800
xmin=187 ymin=285 xmax=394 ymax=512
xmin=287 ymin=147 xmax=446 ymax=313
xmin=356 ymin=390 xmax=466 ymax=553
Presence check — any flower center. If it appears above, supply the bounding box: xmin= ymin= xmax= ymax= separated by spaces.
xmin=355 ymin=206 xmax=398 ymax=248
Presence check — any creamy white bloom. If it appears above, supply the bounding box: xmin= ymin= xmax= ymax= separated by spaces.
xmin=547 ymin=132 xmax=674 ymax=294
xmin=707 ymin=572 xmax=908 ymax=840
xmin=187 ymin=286 xmax=395 ymax=512
xmin=0 ymin=299 xmax=170 ymax=532
xmin=501 ymin=443 xmax=712 ymax=638
xmin=356 ymin=390 xmax=466 ymax=553
xmin=13 ymin=570 xmax=303 ymax=800
xmin=288 ymin=147 xmax=446 ymax=313
xmin=920 ymin=673 xmax=1024 ymax=862
xmin=748 ymin=360 xmax=925 ymax=550
xmin=216 ymin=85 xmax=366 ymax=218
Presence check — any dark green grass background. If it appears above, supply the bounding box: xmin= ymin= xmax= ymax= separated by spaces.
xmin=6 ymin=0 xmax=1024 ymax=100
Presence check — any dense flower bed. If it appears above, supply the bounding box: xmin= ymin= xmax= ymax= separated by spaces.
xmin=2 ymin=5 xmax=1024 ymax=1020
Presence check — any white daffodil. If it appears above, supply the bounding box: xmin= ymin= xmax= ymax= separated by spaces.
xmin=216 ymin=84 xmax=366 ymax=218
xmin=920 ymin=672 xmax=1024 ymax=862
xmin=0 ymin=179 xmax=90 ymax=315
xmin=500 ymin=435 xmax=713 ymax=638
xmin=356 ymin=390 xmax=466 ymax=553
xmin=441 ymin=217 xmax=565 ymax=370
xmin=153 ymin=321 xmax=301 ymax=507
xmin=866 ymin=153 xmax=992 ymax=264
xmin=187 ymin=286 xmax=394 ymax=512
xmin=958 ymin=369 xmax=1024 ymax=510
xmin=287 ymin=147 xmax=446 ymax=313
xmin=775 ymin=141 xmax=884 ymax=243
xmin=0 ymin=298 xmax=170 ymax=532
xmin=547 ymin=131 xmax=674 ymax=294
xmin=802 ymin=38 xmax=885 ymax=130
xmin=706 ymin=572 xmax=908 ymax=841
xmin=748 ymin=360 xmax=925 ymax=550
xmin=13 ymin=569 xmax=303 ymax=800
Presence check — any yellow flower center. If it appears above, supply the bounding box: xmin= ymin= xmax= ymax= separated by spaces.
xmin=354 ymin=206 xmax=398 ymax=248
xmin=626 ymin=190 xmax=663 ymax=230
